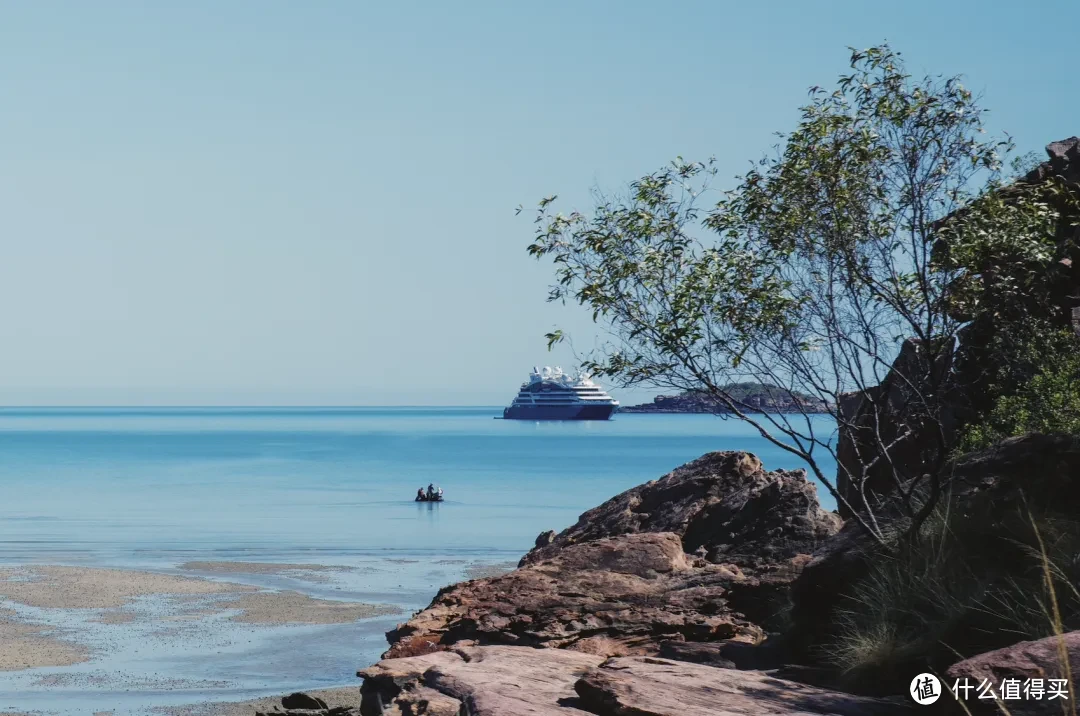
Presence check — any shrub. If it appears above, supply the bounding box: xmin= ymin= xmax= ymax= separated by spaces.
xmin=958 ymin=329 xmax=1080 ymax=452
xmin=826 ymin=495 xmax=1080 ymax=694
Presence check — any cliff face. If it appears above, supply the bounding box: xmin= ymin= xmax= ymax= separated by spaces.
xmin=620 ymin=384 xmax=830 ymax=414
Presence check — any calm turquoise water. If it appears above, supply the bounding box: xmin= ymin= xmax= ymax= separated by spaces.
xmin=0 ymin=407 xmax=837 ymax=714
xmin=0 ymin=407 xmax=837 ymax=558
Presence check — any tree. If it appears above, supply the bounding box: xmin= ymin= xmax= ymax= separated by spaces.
xmin=527 ymin=46 xmax=1024 ymax=545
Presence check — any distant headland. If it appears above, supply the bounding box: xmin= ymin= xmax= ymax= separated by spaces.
xmin=619 ymin=383 xmax=831 ymax=414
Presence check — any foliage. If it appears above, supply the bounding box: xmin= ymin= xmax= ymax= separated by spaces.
xmin=934 ymin=180 xmax=1071 ymax=324
xmin=528 ymin=44 xmax=1017 ymax=543
xmin=937 ymin=171 xmax=1080 ymax=429
xmin=957 ymin=329 xmax=1080 ymax=452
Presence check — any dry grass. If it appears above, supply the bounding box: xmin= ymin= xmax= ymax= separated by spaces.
xmin=825 ymin=497 xmax=1080 ymax=701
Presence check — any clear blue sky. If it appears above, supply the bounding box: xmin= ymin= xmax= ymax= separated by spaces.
xmin=0 ymin=1 xmax=1074 ymax=405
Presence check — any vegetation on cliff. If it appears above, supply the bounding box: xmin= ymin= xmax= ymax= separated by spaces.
xmin=620 ymin=383 xmax=828 ymax=413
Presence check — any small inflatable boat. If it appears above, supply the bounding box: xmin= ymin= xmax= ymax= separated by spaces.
xmin=415 ymin=486 xmax=444 ymax=502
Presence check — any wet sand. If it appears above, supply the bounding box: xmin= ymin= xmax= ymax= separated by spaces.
xmin=228 ymin=590 xmax=395 ymax=624
xmin=0 ymin=566 xmax=252 ymax=610
xmin=0 ymin=556 xmax=507 ymax=714
xmin=0 ymin=608 xmax=87 ymax=672
xmin=178 ymin=561 xmax=352 ymax=584
xmin=0 ymin=564 xmax=397 ymax=671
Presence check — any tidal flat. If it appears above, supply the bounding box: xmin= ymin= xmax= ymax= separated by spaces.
xmin=0 ymin=557 xmax=505 ymax=715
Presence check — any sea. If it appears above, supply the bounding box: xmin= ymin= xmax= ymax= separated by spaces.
xmin=0 ymin=407 xmax=837 ymax=713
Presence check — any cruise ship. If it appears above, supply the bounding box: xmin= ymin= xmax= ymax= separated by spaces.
xmin=503 ymin=366 xmax=619 ymax=420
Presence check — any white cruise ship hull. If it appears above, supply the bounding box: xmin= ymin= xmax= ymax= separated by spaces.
xmin=503 ymin=366 xmax=619 ymax=421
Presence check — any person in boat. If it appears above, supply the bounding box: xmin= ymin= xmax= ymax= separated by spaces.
xmin=427 ymin=483 xmax=436 ymax=500
xmin=416 ymin=487 xmax=425 ymax=501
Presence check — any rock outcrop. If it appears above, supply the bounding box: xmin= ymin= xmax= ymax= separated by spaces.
xmin=384 ymin=532 xmax=765 ymax=659
xmin=359 ymin=646 xmax=603 ymax=716
xmin=520 ymin=451 xmax=841 ymax=572
xmin=256 ymin=691 xmax=357 ymax=716
xmin=575 ymin=655 xmax=910 ymax=716
xmin=947 ymin=432 xmax=1080 ymax=509
xmin=383 ymin=452 xmax=841 ymax=661
xmin=359 ymin=645 xmax=911 ymax=716
xmin=946 ymin=631 xmax=1080 ymax=715
xmin=833 ymin=337 xmax=960 ymax=519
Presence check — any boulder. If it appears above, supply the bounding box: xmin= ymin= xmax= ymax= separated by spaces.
xmin=1024 ymin=136 xmax=1080 ymax=185
xmin=834 ymin=338 xmax=959 ymax=519
xmin=574 ymin=656 xmax=913 ymax=715
xmin=520 ymin=451 xmax=841 ymax=572
xmin=359 ymin=651 xmax=455 ymax=714
xmin=948 ymin=432 xmax=1080 ymax=509
xmin=281 ymin=692 xmax=330 ymax=710
xmin=384 ymin=532 xmax=764 ymax=659
xmin=534 ymin=529 xmax=556 ymax=548
xmin=945 ymin=631 xmax=1080 ymax=715
xmin=658 ymin=638 xmax=785 ymax=670
xmin=360 ymin=645 xmax=603 ymax=716
xmin=384 ymin=451 xmax=840 ymax=661
xmin=360 ymin=646 xmax=911 ymax=716
xmin=381 ymin=685 xmax=462 ymax=716
xmin=787 ymin=520 xmax=879 ymax=656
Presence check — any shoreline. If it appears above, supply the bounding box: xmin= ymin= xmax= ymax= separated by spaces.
xmin=0 ymin=558 xmax=504 ymax=715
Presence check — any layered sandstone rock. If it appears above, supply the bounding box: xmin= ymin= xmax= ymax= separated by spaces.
xmin=359 ymin=646 xmax=603 ymax=716
xmin=575 ymin=655 xmax=911 ymax=716
xmin=383 ymin=532 xmax=765 ymax=659
xmin=359 ymin=646 xmax=910 ymax=716
xmin=383 ymin=452 xmax=841 ymax=661
xmin=946 ymin=631 xmax=1080 ymax=716
xmin=520 ymin=451 xmax=841 ymax=572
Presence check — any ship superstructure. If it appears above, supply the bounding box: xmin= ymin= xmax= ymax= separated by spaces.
xmin=502 ymin=366 xmax=618 ymax=420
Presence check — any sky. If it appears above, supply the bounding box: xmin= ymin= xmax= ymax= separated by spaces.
xmin=0 ymin=0 xmax=1075 ymax=405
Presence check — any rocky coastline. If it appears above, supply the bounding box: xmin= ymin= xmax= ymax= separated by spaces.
xmin=244 ymin=430 xmax=1080 ymax=716
xmin=619 ymin=384 xmax=830 ymax=414
xmin=349 ymin=451 xmax=908 ymax=716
